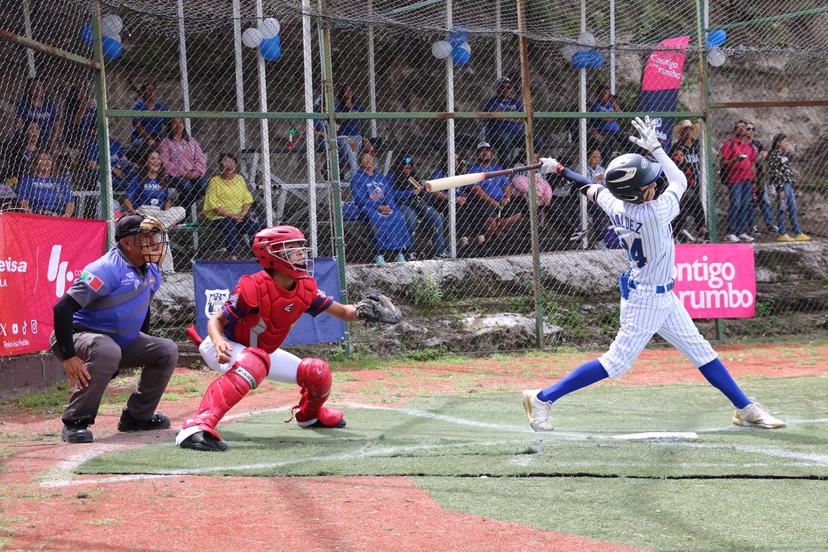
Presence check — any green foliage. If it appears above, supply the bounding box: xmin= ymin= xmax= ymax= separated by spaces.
xmin=755 ymin=300 xmax=775 ymax=317
xmin=406 ymin=347 xmax=449 ymax=362
xmin=412 ymin=272 xmax=443 ymax=311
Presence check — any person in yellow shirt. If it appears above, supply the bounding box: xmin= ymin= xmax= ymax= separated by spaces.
xmin=204 ymin=153 xmax=262 ymax=259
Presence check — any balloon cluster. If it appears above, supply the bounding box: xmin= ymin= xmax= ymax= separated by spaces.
xmin=80 ymin=15 xmax=124 ymax=60
xmin=242 ymin=18 xmax=282 ymax=62
xmin=705 ymin=29 xmax=728 ymax=67
xmin=560 ymin=32 xmax=604 ymax=69
xmin=431 ymin=28 xmax=471 ymax=66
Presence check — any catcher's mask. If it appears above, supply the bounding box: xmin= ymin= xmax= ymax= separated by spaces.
xmin=252 ymin=226 xmax=313 ymax=279
xmin=115 ymin=214 xmax=169 ymax=265
xmin=604 ymin=153 xmax=665 ymax=204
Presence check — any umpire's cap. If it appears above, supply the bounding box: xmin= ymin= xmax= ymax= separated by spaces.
xmin=115 ymin=214 xmax=167 ymax=241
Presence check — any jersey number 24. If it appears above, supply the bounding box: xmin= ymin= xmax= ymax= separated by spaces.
xmin=621 ymin=237 xmax=647 ymax=268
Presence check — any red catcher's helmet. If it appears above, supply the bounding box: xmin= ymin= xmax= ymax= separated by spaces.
xmin=252 ymin=226 xmax=313 ymax=279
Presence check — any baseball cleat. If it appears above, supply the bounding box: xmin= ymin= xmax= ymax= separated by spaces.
xmin=732 ymin=400 xmax=786 ymax=429
xmin=522 ymin=389 xmax=554 ymax=432
xmin=178 ymin=430 xmax=229 ymax=452
xmin=777 ymin=234 xmax=794 ymax=242
xmin=793 ymin=233 xmax=811 ymax=241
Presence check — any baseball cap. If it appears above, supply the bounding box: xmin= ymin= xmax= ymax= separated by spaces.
xmin=476 ymin=141 xmax=492 ymax=151
xmin=115 ymin=214 xmax=147 ymax=241
xmin=496 ymin=76 xmax=512 ymax=86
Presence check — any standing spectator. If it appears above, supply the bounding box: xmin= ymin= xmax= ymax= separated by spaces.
xmin=768 ymin=133 xmax=810 ymax=242
xmin=17 ymin=150 xmax=75 ymax=217
xmin=61 ymin=83 xmax=97 ymax=153
xmin=123 ymin=150 xmax=186 ymax=273
xmin=159 ymin=117 xmax=208 ymax=210
xmin=720 ymin=120 xmax=757 ymax=243
xmin=129 ymin=82 xmax=168 ymax=162
xmin=482 ymin=77 xmax=525 ymax=157
xmin=670 ymin=121 xmax=708 ymax=241
xmin=745 ymin=122 xmax=775 ymax=236
xmin=466 ymin=142 xmax=522 ymax=248
xmin=14 ymin=77 xmax=59 ymax=148
xmin=335 ymin=84 xmax=371 ymax=179
xmin=671 ymin=148 xmax=708 ymax=242
xmin=391 ymin=154 xmax=448 ymax=259
xmin=350 ymin=153 xmax=412 ymax=264
xmin=588 ymin=86 xmax=623 ymax=157
xmin=51 ymin=214 xmax=176 ymax=443
xmin=203 ymin=153 xmax=262 ymax=260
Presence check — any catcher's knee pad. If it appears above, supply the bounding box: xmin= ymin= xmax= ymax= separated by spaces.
xmin=292 ymin=358 xmax=344 ymax=428
xmin=180 ymin=347 xmax=270 ymax=440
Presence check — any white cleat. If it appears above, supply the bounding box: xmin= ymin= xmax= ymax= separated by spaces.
xmin=732 ymin=400 xmax=786 ymax=429
xmin=522 ymin=389 xmax=554 ymax=432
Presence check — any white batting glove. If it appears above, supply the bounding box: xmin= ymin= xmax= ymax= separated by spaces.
xmin=628 ymin=116 xmax=662 ymax=152
xmin=540 ymin=157 xmax=561 ymax=175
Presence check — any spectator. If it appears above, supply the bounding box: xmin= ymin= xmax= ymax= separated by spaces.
xmin=720 ymin=120 xmax=757 ymax=243
xmin=466 ymin=142 xmax=523 ymax=248
xmin=350 ymin=152 xmax=412 ymax=264
xmin=129 ymin=82 xmax=168 ymax=161
xmin=584 ymin=147 xmax=611 ymax=247
xmin=671 ymin=147 xmax=708 ymax=243
xmin=335 ymin=84 xmax=371 ymax=179
xmin=312 ymin=97 xmax=330 ymax=180
xmin=1 ymin=120 xmax=41 ymax=184
xmin=391 ymin=154 xmax=448 ymax=259
xmin=482 ymin=77 xmax=525 ymax=157
xmin=428 ymin=153 xmax=475 ymax=252
xmin=61 ymin=83 xmax=97 ymax=153
xmin=17 ymin=150 xmax=75 ymax=217
xmin=159 ymin=117 xmax=208 ymax=210
xmin=768 ymin=133 xmax=810 ymax=242
xmin=123 ymin=150 xmax=186 ymax=273
xmin=203 ymin=153 xmax=262 ymax=259
xmin=508 ymin=169 xmax=552 ymax=227
xmin=745 ymin=122 xmax=775 ymax=236
xmin=588 ymin=86 xmax=623 ymax=157
xmin=14 ymin=77 xmax=59 ymax=148
xmin=82 ymin=131 xmax=133 ymax=192
xmin=51 ymin=213 xmax=176 ymax=443
xmin=670 ymin=121 xmax=708 ymax=241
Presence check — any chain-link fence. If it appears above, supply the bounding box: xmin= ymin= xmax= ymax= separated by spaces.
xmin=2 ymin=0 xmax=827 ymax=354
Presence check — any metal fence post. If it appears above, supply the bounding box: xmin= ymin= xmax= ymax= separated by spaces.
xmin=91 ymin=0 xmax=114 ymax=248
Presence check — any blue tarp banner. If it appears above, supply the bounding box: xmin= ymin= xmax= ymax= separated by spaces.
xmin=192 ymin=258 xmax=345 ymax=346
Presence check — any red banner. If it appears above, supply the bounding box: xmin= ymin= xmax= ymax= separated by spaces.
xmin=0 ymin=213 xmax=107 ymax=356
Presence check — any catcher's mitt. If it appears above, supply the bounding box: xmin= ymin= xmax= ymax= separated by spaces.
xmin=355 ymin=293 xmax=402 ymax=324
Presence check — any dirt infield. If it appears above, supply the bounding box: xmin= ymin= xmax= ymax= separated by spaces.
xmin=1 ymin=341 xmax=825 ymax=551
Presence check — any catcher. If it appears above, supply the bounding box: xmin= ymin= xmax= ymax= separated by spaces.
xmin=176 ymin=225 xmax=401 ymax=452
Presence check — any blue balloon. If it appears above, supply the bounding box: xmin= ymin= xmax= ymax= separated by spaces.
xmin=102 ymin=35 xmax=123 ymax=60
xmin=706 ymin=29 xmax=727 ymax=48
xmin=571 ymin=50 xmax=604 ymax=69
xmin=452 ymin=45 xmax=471 ymax=65
xmin=80 ymin=23 xmax=93 ymax=45
xmin=449 ymin=27 xmax=468 ymax=47
xmin=260 ymin=36 xmax=282 ymax=62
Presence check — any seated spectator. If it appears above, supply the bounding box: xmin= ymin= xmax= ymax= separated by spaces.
xmin=61 ymin=83 xmax=97 ymax=154
xmin=350 ymin=153 xmax=412 ymax=264
xmin=17 ymin=150 xmax=75 ymax=217
xmin=82 ymin=131 xmax=133 ymax=192
xmin=768 ymin=133 xmax=809 ymax=242
xmin=203 ymin=153 xmax=262 ymax=260
xmin=588 ymin=86 xmax=623 ymax=158
xmin=483 ymin=77 xmax=525 ymax=157
xmin=1 ymin=120 xmax=41 ymax=185
xmin=335 ymin=84 xmax=372 ymax=179
xmin=671 ymin=147 xmax=708 ymax=243
xmin=123 ymin=150 xmax=186 ymax=273
xmin=509 ymin=171 xmax=552 ymax=226
xmin=391 ymin=154 xmax=448 ymax=259
xmin=14 ymin=77 xmax=59 ymax=148
xmin=129 ymin=82 xmax=168 ymax=163
xmin=465 ymin=142 xmax=523 ymax=248
xmin=159 ymin=117 xmax=207 ymax=210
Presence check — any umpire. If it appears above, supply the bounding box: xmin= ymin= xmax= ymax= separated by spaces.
xmin=51 ymin=214 xmax=177 ymax=443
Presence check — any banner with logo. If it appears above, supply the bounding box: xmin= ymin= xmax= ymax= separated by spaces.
xmin=193 ymin=258 xmax=345 ymax=346
xmin=673 ymin=244 xmax=756 ymax=318
xmin=0 ymin=212 xmax=107 ymax=356
xmin=639 ymin=35 xmax=691 ymax=149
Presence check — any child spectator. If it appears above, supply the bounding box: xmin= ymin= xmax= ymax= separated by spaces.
xmin=335 ymin=84 xmax=371 ymax=179
xmin=17 ymin=150 xmax=75 ymax=217
xmin=768 ymin=133 xmax=809 ymax=242
xmin=159 ymin=117 xmax=208 ymax=210
xmin=203 ymin=153 xmax=262 ymax=260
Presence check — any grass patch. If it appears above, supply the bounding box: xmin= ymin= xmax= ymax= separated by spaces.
xmin=15 ymin=383 xmax=69 ymax=409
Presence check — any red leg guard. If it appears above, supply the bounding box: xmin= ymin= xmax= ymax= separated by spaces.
xmin=292 ymin=358 xmax=344 ymax=428
xmin=181 ymin=347 xmax=270 ymax=439
xmin=186 ymin=324 xmax=203 ymax=347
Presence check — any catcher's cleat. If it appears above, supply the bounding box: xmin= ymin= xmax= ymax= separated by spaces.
xmin=118 ymin=409 xmax=171 ymax=432
xmin=732 ymin=400 xmax=786 ymax=429
xmin=522 ymin=389 xmax=554 ymax=432
xmin=290 ymin=404 xmax=347 ymax=428
xmin=178 ymin=430 xmax=229 ymax=452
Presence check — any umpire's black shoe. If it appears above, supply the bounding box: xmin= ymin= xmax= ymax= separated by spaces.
xmin=178 ymin=431 xmax=229 ymax=452
xmin=117 ymin=408 xmax=171 ymax=432
xmin=61 ymin=422 xmax=93 ymax=444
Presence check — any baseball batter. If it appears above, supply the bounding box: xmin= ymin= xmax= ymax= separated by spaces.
xmin=523 ymin=116 xmax=785 ymax=431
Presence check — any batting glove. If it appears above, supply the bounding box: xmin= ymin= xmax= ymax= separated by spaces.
xmin=628 ymin=116 xmax=662 ymax=152
xmin=540 ymin=157 xmax=562 ymax=175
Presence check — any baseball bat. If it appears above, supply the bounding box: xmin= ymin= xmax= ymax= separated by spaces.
xmin=423 ymin=162 xmax=543 ymax=193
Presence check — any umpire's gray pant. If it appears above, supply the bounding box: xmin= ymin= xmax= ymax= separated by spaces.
xmin=54 ymin=332 xmax=177 ymax=426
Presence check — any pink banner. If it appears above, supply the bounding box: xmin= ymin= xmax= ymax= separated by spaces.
xmin=0 ymin=213 xmax=107 ymax=356
xmin=641 ymin=35 xmax=691 ymax=91
xmin=673 ymin=244 xmax=756 ymax=319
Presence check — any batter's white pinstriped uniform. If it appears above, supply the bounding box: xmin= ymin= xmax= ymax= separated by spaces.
xmin=596 ymin=148 xmax=718 ymax=377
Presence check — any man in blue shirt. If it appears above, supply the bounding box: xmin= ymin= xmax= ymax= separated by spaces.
xmin=51 ymin=214 xmax=177 ymax=443
xmin=483 ymin=77 xmax=525 ymax=157
xmin=588 ymin=86 xmax=624 ymax=157
xmin=464 ymin=142 xmax=523 ymax=248
xmin=129 ymin=82 xmax=168 ymax=161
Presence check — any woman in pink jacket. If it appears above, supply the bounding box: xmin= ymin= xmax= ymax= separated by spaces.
xmin=159 ymin=117 xmax=207 ymax=210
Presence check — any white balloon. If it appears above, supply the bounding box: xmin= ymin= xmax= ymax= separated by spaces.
xmin=578 ymin=31 xmax=596 ymax=47
xmin=101 ymin=14 xmax=123 ymax=37
xmin=707 ymin=48 xmax=727 ymax=67
xmin=260 ymin=17 xmax=280 ymax=39
xmin=242 ymin=27 xmax=264 ymax=48
xmin=458 ymin=42 xmax=471 ymax=53
xmin=560 ymin=44 xmax=579 ymax=62
xmin=431 ymin=40 xmax=452 ymax=59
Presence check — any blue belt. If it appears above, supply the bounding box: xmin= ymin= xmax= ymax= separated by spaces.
xmin=628 ymin=279 xmax=675 ymax=294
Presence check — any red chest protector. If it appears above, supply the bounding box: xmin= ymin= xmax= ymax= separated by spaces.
xmin=231 ymin=271 xmax=318 ymax=353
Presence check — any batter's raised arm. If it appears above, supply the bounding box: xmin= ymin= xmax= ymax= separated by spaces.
xmin=630 ymin=116 xmax=687 ymax=200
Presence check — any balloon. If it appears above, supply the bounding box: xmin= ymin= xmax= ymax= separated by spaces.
xmin=431 ymin=40 xmax=452 ymax=59
xmin=242 ymin=27 xmax=264 ymax=48
xmin=578 ymin=31 xmax=596 ymax=48
xmin=260 ymin=35 xmax=282 ymax=61
xmin=707 ymin=48 xmax=727 ymax=67
xmin=571 ymin=50 xmax=604 ymax=69
xmin=449 ymin=27 xmax=468 ymax=47
xmin=101 ymin=35 xmax=123 ymax=60
xmin=102 ymin=14 xmax=123 ymax=37
xmin=452 ymin=42 xmax=471 ymax=65
xmin=706 ymin=29 xmax=727 ymax=48
xmin=260 ymin=17 xmax=280 ymax=39
xmin=560 ymin=44 xmax=579 ymax=62
xmin=80 ymin=23 xmax=93 ymax=45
